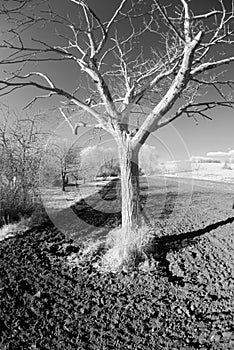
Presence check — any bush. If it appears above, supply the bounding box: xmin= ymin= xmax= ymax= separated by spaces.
xmin=0 ymin=182 xmax=50 ymax=228
xmin=0 ymin=186 xmax=32 ymax=226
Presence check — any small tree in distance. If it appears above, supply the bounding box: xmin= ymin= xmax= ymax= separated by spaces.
xmin=41 ymin=139 xmax=81 ymax=191
xmin=0 ymin=0 xmax=234 ymax=265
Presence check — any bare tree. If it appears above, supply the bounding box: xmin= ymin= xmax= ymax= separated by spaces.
xmin=0 ymin=0 xmax=234 ymax=261
xmin=80 ymin=146 xmax=118 ymax=180
xmin=48 ymin=140 xmax=81 ymax=191
xmin=0 ymin=105 xmax=45 ymax=224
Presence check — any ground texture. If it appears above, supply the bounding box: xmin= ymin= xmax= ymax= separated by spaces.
xmin=0 ymin=178 xmax=234 ymax=349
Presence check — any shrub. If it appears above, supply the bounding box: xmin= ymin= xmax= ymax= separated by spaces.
xmin=0 ymin=181 xmax=49 ymax=228
xmin=0 ymin=185 xmax=33 ymax=226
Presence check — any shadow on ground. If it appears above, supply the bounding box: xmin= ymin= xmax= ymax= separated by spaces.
xmin=50 ymin=177 xmax=179 ymax=235
xmin=50 ymin=178 xmax=148 ymax=239
xmin=48 ymin=177 xmax=234 ymax=265
xmin=149 ymin=215 xmax=234 ymax=284
xmin=70 ymin=179 xmax=122 ymax=227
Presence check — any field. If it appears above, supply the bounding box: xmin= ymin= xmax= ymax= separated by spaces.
xmin=164 ymin=162 xmax=234 ymax=183
xmin=0 ymin=177 xmax=234 ymax=349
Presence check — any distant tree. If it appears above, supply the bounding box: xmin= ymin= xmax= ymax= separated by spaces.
xmin=190 ymin=156 xmax=222 ymax=164
xmin=0 ymin=1 xmax=234 ymax=264
xmin=80 ymin=146 xmax=117 ymax=181
xmin=42 ymin=140 xmax=81 ymax=191
xmin=98 ymin=157 xmax=120 ymax=178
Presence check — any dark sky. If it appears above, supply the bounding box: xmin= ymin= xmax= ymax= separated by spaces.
xmin=0 ymin=0 xmax=234 ymax=161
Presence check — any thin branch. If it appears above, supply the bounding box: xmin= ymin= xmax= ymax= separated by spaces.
xmin=192 ymin=77 xmax=234 ymax=101
xmin=194 ymin=10 xmax=225 ymax=19
xmin=158 ymin=100 xmax=234 ymax=128
xmin=0 ymin=75 xmax=109 ymax=128
xmin=59 ymin=107 xmax=103 ymax=135
xmin=97 ymin=0 xmax=128 ymax=55
xmin=133 ymin=61 xmax=180 ymax=104
xmin=191 ymin=57 xmax=234 ymax=76
xmin=193 ymin=0 xmax=234 ymax=64
xmin=154 ymin=0 xmax=185 ymax=43
xmin=24 ymin=92 xmax=55 ymax=110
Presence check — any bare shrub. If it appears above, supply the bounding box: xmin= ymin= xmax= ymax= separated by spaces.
xmin=0 ymin=185 xmax=36 ymax=226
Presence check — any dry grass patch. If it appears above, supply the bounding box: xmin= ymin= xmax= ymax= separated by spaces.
xmin=100 ymin=224 xmax=154 ymax=272
xmin=0 ymin=221 xmax=29 ymax=241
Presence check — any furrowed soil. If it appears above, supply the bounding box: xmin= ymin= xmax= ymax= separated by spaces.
xmin=0 ymin=177 xmax=234 ymax=349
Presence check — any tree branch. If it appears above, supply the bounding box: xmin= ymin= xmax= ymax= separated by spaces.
xmin=131 ymin=30 xmax=204 ymax=147
xmin=194 ymin=10 xmax=225 ymax=19
xmin=180 ymin=0 xmax=191 ymax=43
xmin=59 ymin=107 xmax=103 ymax=135
xmin=191 ymin=57 xmax=234 ymax=76
xmin=154 ymin=0 xmax=185 ymax=43
xmin=96 ymin=0 xmax=128 ymax=55
xmin=158 ymin=100 xmax=234 ymax=128
xmin=0 ymin=74 xmax=110 ymax=129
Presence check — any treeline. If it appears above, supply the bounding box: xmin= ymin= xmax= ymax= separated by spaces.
xmin=0 ymin=108 xmax=81 ymax=227
xmin=0 ymin=108 xmax=161 ymax=227
xmin=0 ymin=108 xmax=46 ymax=226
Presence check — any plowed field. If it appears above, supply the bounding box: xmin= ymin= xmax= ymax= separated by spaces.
xmin=0 ymin=177 xmax=234 ymax=349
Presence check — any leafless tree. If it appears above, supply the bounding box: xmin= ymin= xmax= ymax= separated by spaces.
xmin=0 ymin=0 xmax=234 ymax=262
xmin=0 ymin=105 xmax=46 ymax=224
xmin=47 ymin=140 xmax=81 ymax=191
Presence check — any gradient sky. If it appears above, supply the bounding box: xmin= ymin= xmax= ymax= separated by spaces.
xmin=0 ymin=0 xmax=233 ymax=162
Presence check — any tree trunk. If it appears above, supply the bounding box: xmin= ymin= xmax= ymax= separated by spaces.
xmin=109 ymin=135 xmax=146 ymax=263
xmin=118 ymin=137 xmax=142 ymax=240
xmin=62 ymin=172 xmax=67 ymax=192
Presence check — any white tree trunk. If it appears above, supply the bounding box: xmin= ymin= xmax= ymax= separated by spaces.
xmin=118 ymin=137 xmax=141 ymax=234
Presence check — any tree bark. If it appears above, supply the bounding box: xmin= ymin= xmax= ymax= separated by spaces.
xmin=117 ymin=136 xmax=141 ymax=234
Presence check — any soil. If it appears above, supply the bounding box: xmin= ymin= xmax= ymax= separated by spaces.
xmin=0 ymin=177 xmax=234 ymax=349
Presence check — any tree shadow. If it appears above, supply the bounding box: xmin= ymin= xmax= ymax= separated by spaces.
xmin=154 ymin=215 xmax=234 ymax=254
xmin=69 ymin=178 xmax=148 ymax=228
xmin=149 ymin=216 xmax=234 ymax=284
xmin=70 ymin=178 xmax=121 ymax=228
xmin=51 ymin=176 xmax=180 ymax=235
xmin=51 ymin=177 xmax=234 ymax=249
xmin=49 ymin=177 xmax=151 ymax=240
